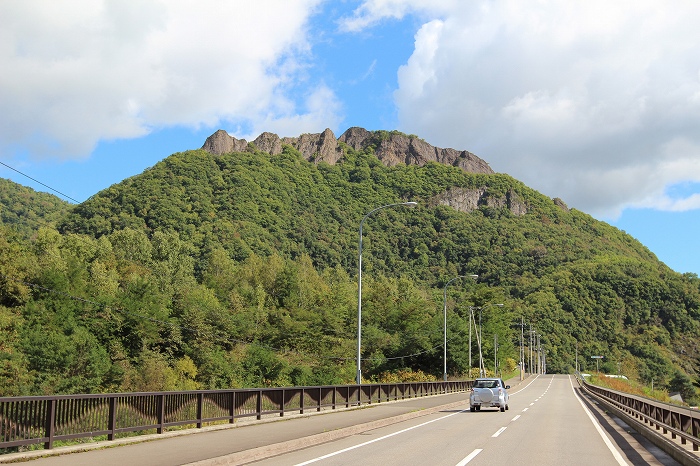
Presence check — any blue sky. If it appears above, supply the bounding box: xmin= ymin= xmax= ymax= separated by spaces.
xmin=2 ymin=1 xmax=700 ymax=275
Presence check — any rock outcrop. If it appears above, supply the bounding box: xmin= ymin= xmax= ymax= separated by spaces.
xmin=201 ymin=127 xmax=535 ymax=215
xmin=552 ymin=198 xmax=569 ymax=212
xmin=202 ymin=127 xmax=494 ymax=175
xmin=431 ymin=187 xmax=528 ymax=216
xmin=201 ymin=129 xmax=248 ymax=155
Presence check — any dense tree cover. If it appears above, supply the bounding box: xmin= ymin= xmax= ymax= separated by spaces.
xmin=0 ymin=178 xmax=72 ymax=238
xmin=1 ymin=140 xmax=699 ymax=400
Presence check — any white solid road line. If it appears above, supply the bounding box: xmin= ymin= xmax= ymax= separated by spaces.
xmin=293 ymin=409 xmax=469 ymax=465
xmin=508 ymin=374 xmax=540 ymax=396
xmin=568 ymin=375 xmax=630 ymax=466
xmin=455 ymin=449 xmax=483 ymax=465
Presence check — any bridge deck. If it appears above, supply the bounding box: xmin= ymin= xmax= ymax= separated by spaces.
xmin=2 ymin=379 xmax=516 ymax=465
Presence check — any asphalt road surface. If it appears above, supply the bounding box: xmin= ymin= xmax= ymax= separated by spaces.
xmin=247 ymin=375 xmax=675 ymax=466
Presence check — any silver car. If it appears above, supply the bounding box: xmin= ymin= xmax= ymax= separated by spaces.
xmin=469 ymin=378 xmax=510 ymax=412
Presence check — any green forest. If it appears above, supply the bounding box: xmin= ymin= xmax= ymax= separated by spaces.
xmin=1 ymin=138 xmax=699 ymax=404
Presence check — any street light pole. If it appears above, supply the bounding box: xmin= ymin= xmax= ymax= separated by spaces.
xmin=443 ymin=275 xmax=477 ymax=381
xmin=479 ymin=303 xmax=504 ymax=377
xmin=356 ymin=201 xmax=417 ymax=385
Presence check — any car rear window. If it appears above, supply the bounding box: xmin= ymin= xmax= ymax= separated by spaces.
xmin=474 ymin=380 xmax=497 ymax=388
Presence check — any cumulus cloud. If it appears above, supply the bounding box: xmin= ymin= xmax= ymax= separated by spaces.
xmin=0 ymin=0 xmax=330 ymax=159
xmin=348 ymin=0 xmax=700 ymax=218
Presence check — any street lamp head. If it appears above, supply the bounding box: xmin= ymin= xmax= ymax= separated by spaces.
xmin=404 ymin=201 xmax=418 ymax=207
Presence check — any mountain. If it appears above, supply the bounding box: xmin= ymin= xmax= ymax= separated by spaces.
xmin=1 ymin=128 xmax=698 ymax=401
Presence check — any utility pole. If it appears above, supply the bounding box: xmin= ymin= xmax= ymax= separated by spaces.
xmin=543 ymin=349 xmax=546 ymax=374
xmin=529 ymin=324 xmax=533 ymax=375
xmin=478 ymin=306 xmax=486 ymax=377
xmin=494 ymin=333 xmax=498 ymax=377
xmin=468 ymin=307 xmax=473 ymax=377
xmin=520 ymin=316 xmax=524 ymax=381
xmin=477 ymin=314 xmax=485 ymax=377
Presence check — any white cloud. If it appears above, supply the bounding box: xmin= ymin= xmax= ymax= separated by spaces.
xmin=0 ymin=0 xmax=330 ymax=159
xmin=247 ymin=83 xmax=344 ymax=139
xmin=352 ymin=0 xmax=700 ymax=217
xmin=338 ymin=0 xmax=458 ymax=32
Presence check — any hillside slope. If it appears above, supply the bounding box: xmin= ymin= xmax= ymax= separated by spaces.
xmin=0 ymin=177 xmax=72 ymax=237
xmin=1 ymin=130 xmax=698 ymax=399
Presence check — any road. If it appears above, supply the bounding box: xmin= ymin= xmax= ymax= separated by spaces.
xmin=5 ymin=375 xmax=678 ymax=465
xmin=248 ymin=375 xmax=672 ymax=466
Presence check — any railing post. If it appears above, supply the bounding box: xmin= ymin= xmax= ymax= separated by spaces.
xmin=332 ymin=386 xmax=337 ymax=410
xmin=108 ymin=396 xmax=116 ymax=440
xmin=280 ymin=388 xmax=285 ymax=417
xmin=317 ymin=387 xmax=322 ymax=412
xmin=229 ymin=391 xmax=235 ymax=424
xmin=256 ymin=391 xmax=262 ymax=420
xmin=157 ymin=394 xmax=165 ymax=434
xmin=196 ymin=393 xmax=203 ymax=428
xmin=300 ymin=388 xmax=305 ymax=414
xmin=44 ymin=399 xmax=55 ymax=450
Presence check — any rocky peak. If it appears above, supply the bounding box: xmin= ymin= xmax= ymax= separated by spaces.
xmin=200 ymin=127 xmax=540 ymax=215
xmin=201 ymin=127 xmax=494 ymax=175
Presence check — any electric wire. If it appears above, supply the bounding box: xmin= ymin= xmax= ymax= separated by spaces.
xmin=0 ymin=160 xmax=82 ymax=204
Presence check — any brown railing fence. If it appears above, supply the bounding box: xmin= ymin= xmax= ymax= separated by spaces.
xmin=577 ymin=374 xmax=700 ymax=453
xmin=1 ymin=381 xmax=470 ymax=451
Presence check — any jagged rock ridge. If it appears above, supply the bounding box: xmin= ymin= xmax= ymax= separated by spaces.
xmin=200 ymin=127 xmax=560 ymax=216
xmin=202 ymin=127 xmax=494 ymax=175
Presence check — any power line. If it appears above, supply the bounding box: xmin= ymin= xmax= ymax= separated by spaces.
xmin=0 ymin=160 xmax=82 ymax=204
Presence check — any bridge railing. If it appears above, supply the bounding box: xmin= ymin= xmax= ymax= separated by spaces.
xmin=577 ymin=373 xmax=699 ymax=453
xmin=0 ymin=380 xmax=471 ymax=451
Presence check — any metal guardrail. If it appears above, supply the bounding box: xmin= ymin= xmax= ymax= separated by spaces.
xmin=1 ymin=380 xmax=471 ymax=451
xmin=577 ymin=374 xmax=700 ymax=455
